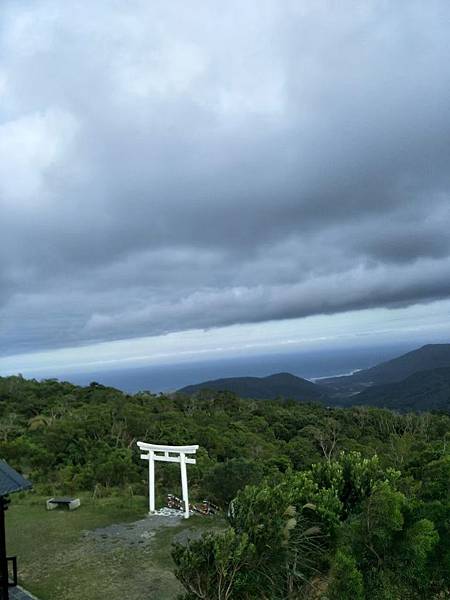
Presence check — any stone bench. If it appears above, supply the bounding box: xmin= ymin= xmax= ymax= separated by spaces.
xmin=46 ymin=497 xmax=80 ymax=511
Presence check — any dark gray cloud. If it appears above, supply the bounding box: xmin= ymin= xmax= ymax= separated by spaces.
xmin=1 ymin=0 xmax=450 ymax=357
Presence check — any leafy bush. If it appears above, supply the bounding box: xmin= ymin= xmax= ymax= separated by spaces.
xmin=202 ymin=458 xmax=264 ymax=506
xmin=327 ymin=551 xmax=364 ymax=600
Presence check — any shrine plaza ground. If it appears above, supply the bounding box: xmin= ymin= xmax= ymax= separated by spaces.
xmin=7 ymin=493 xmax=224 ymax=600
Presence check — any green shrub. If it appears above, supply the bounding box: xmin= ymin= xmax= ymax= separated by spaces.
xmin=327 ymin=551 xmax=364 ymax=600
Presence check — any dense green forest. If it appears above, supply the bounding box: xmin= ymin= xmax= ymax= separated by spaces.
xmin=1 ymin=375 xmax=449 ymax=598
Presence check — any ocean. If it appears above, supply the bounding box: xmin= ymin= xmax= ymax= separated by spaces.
xmin=54 ymin=341 xmax=416 ymax=393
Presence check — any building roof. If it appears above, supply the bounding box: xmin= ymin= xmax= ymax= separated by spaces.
xmin=0 ymin=460 xmax=32 ymax=496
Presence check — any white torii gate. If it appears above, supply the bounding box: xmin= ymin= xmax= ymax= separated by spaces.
xmin=137 ymin=441 xmax=199 ymax=519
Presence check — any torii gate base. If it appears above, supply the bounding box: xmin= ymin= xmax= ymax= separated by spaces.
xmin=137 ymin=442 xmax=199 ymax=519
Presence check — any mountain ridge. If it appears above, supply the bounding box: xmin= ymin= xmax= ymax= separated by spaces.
xmin=178 ymin=343 xmax=450 ymax=410
xmin=352 ymin=366 xmax=450 ymax=412
xmin=320 ymin=343 xmax=450 ymax=394
xmin=178 ymin=371 xmax=328 ymax=402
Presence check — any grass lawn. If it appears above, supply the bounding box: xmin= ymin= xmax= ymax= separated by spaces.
xmin=7 ymin=492 xmax=224 ymax=600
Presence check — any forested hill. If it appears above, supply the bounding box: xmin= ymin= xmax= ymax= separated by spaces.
xmin=321 ymin=343 xmax=450 ymax=394
xmin=177 ymin=346 xmax=450 ymax=411
xmin=178 ymin=371 xmax=328 ymax=401
xmin=353 ymin=366 xmax=450 ymax=412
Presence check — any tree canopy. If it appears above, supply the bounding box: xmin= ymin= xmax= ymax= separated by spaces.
xmin=1 ymin=374 xmax=449 ymax=598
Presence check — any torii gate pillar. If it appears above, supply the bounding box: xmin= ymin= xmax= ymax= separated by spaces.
xmin=137 ymin=442 xmax=199 ymax=519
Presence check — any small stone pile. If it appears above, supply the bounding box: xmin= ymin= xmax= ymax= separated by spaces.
xmin=166 ymin=493 xmax=219 ymax=516
xmin=154 ymin=506 xmax=189 ymax=517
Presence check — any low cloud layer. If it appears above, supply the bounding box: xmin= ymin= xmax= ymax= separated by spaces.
xmin=1 ymin=1 xmax=450 ymax=357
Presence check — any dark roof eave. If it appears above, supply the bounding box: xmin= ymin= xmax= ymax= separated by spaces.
xmin=0 ymin=460 xmax=32 ymax=496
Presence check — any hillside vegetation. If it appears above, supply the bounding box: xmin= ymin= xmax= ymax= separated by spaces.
xmin=321 ymin=343 xmax=450 ymax=392
xmin=179 ymin=372 xmax=328 ymax=402
xmin=354 ymin=367 xmax=450 ymax=412
xmin=1 ymin=374 xmax=450 ymax=599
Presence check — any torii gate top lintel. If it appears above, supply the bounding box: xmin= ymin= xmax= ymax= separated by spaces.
xmin=137 ymin=442 xmax=199 ymax=453
xmin=137 ymin=441 xmax=199 ymax=519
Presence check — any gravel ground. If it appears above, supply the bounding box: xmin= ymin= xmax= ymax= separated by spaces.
xmin=82 ymin=509 xmax=184 ymax=550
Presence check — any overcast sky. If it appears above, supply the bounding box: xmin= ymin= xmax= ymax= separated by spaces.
xmin=1 ymin=1 xmax=450 ymax=376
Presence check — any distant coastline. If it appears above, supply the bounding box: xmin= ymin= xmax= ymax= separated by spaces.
xmin=311 ymin=368 xmax=363 ymax=382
